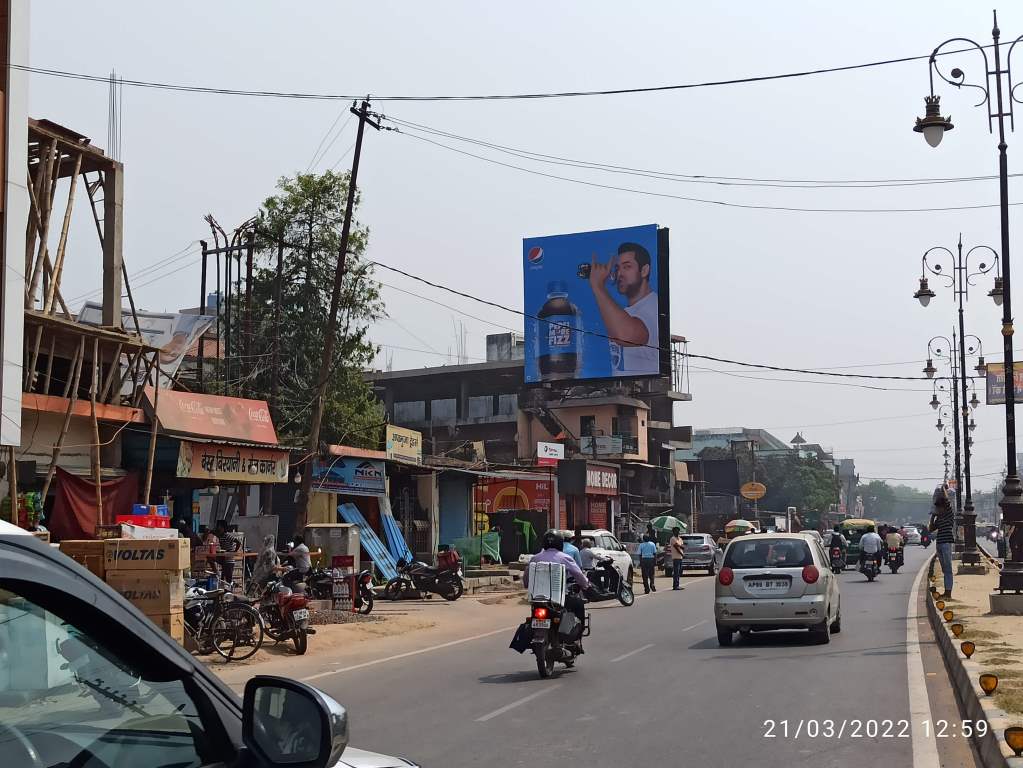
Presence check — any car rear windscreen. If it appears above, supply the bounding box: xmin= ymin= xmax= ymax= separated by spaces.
xmin=682 ymin=536 xmax=705 ymax=546
xmin=724 ymin=538 xmax=813 ymax=569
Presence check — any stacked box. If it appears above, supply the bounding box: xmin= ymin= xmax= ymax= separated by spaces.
xmin=103 ymin=538 xmax=189 ymax=644
xmin=58 ymin=540 xmax=107 ymax=579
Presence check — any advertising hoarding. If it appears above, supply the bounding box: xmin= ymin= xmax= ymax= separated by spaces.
xmin=311 ymin=458 xmax=386 ymax=496
xmin=176 ymin=441 xmax=289 ymax=484
xmin=986 ymin=362 xmax=1023 ymax=406
xmin=386 ymin=425 xmax=422 ymax=464
xmin=537 ymin=441 xmax=565 ymax=466
xmin=146 ymin=388 xmax=278 ymax=445
xmin=523 ymin=224 xmax=669 ymax=383
xmin=473 ymin=478 xmax=552 ymax=514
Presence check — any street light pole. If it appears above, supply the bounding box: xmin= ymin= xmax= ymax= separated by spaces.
xmin=916 ymin=10 xmax=1023 ymax=591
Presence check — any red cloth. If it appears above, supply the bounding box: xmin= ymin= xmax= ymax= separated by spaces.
xmin=49 ymin=468 xmax=140 ymax=542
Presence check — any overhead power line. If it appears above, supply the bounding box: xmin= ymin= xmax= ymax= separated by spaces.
xmin=8 ymin=43 xmax=990 ymax=102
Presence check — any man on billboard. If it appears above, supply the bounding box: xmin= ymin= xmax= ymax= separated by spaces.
xmin=587 ymin=242 xmax=659 ymax=376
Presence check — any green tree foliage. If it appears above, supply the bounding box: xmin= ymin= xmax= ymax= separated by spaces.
xmin=758 ymin=454 xmax=838 ymax=525
xmin=856 ymin=480 xmax=897 ymax=520
xmin=235 ymin=171 xmax=385 ymax=447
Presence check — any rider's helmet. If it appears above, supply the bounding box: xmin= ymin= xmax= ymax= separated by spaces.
xmin=542 ymin=530 xmax=564 ymax=551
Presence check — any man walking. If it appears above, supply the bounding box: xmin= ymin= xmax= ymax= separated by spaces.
xmin=669 ymin=526 xmax=686 ymax=590
xmin=931 ymin=485 xmax=956 ymax=598
xmin=638 ymin=535 xmax=658 ymax=594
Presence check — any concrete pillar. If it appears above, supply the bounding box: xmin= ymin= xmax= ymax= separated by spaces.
xmin=101 ymin=163 xmax=123 ymax=328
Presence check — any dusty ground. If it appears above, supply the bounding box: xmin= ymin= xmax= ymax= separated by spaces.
xmin=934 ymin=558 xmax=1023 ymax=723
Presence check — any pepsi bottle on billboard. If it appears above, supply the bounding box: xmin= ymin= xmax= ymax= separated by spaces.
xmin=537 ymin=280 xmax=581 ymax=380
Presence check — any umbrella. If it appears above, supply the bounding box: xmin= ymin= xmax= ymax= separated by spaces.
xmin=649 ymin=515 xmax=688 ymax=533
xmin=725 ymin=519 xmax=755 ymax=535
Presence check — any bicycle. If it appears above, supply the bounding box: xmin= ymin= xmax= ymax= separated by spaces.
xmin=183 ymin=583 xmax=264 ymax=661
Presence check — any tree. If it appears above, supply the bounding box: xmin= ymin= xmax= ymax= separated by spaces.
xmin=856 ymin=480 xmax=896 ymax=521
xmin=758 ymin=454 xmax=838 ymax=526
xmin=238 ymin=171 xmax=385 ymax=448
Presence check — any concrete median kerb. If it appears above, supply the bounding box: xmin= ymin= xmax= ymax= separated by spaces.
xmin=925 ymin=554 xmax=1023 ymax=768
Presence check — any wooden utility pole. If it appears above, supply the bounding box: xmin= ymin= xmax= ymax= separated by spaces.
xmin=295 ymin=99 xmax=380 ymax=531
xmin=271 ymin=239 xmax=284 ymax=419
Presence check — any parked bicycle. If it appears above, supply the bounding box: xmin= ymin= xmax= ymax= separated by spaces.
xmin=183 ymin=583 xmax=264 ymax=661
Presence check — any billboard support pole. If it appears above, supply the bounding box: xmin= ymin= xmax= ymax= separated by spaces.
xmin=199 ymin=240 xmax=207 ymax=392
xmin=296 ymin=99 xmax=381 ymax=533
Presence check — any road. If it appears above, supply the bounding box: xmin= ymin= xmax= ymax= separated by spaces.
xmin=297 ymin=547 xmax=978 ymax=768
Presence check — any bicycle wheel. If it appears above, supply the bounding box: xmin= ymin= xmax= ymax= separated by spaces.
xmin=212 ymin=603 xmax=264 ymax=661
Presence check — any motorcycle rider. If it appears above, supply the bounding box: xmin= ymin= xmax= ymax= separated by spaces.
xmin=885 ymin=527 xmax=905 ymax=567
xmin=524 ymin=531 xmax=592 ymax=652
xmin=859 ymin=525 xmax=884 ymax=574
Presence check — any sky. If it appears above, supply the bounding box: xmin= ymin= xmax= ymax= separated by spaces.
xmin=24 ymin=1 xmax=1023 ymax=491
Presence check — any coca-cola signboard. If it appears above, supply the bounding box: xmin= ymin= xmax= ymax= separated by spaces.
xmin=145 ymin=388 xmax=278 ymax=445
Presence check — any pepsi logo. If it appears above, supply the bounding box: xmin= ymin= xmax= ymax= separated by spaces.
xmin=527 ymin=246 xmax=544 ymax=264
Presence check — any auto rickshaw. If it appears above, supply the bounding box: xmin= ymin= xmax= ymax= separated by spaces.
xmin=838 ymin=518 xmax=877 ymax=565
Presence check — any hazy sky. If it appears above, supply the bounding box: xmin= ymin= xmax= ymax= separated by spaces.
xmin=26 ymin=1 xmax=1023 ymax=491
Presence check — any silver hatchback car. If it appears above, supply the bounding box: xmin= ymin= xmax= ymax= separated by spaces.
xmin=714 ymin=533 xmax=841 ymax=646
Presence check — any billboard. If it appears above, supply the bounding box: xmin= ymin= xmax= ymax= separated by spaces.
xmin=145 ymin=388 xmax=279 ymax=445
xmin=986 ymin=363 xmax=1023 ymax=406
xmin=523 ymin=224 xmax=669 ymax=383
xmin=311 ymin=457 xmax=386 ymax=496
xmin=473 ymin=478 xmax=552 ymax=514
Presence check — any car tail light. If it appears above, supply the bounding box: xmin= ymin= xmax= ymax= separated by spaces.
xmin=532 ymin=606 xmax=548 ymax=620
xmin=698 ymin=545 xmax=711 ymax=552
xmin=718 ymin=567 xmax=734 ymax=586
xmin=802 ymin=565 xmax=820 ymax=584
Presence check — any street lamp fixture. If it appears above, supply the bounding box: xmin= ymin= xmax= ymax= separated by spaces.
xmin=943 ymin=436 xmax=950 ymax=448
xmin=976 ymin=355 xmax=987 ymax=375
xmin=970 ymin=418 xmax=977 ymax=432
xmin=915 ymin=277 xmax=937 ymax=306
xmin=930 ymin=394 xmax=941 ymax=410
xmin=937 ymin=417 xmax=944 ymax=431
xmin=914 ymin=94 xmax=955 ymax=147
xmin=971 ymin=392 xmax=981 ymax=410
xmin=990 ymin=276 xmax=1005 ymax=306
xmin=924 ymin=358 xmax=937 ymax=378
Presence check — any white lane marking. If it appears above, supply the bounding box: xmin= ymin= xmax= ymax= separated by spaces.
xmin=475 ymin=684 xmax=561 ymax=722
xmin=610 ymin=643 xmax=655 ymax=662
xmin=680 ymin=619 xmax=708 ymax=633
xmin=907 ymin=557 xmax=939 ymax=768
xmin=301 ymin=624 xmax=518 ymax=682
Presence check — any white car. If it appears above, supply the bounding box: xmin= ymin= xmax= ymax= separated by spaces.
xmin=899 ymin=527 xmax=922 ymax=546
xmin=715 ymin=533 xmax=841 ymax=646
xmin=556 ymin=528 xmax=635 ymax=582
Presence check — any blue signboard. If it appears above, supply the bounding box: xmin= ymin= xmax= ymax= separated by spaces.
xmin=312 ymin=457 xmax=386 ymax=496
xmin=523 ymin=224 xmax=668 ymax=383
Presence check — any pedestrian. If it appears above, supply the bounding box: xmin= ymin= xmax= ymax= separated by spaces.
xmin=638 ymin=534 xmax=658 ymax=594
xmin=214 ymin=519 xmax=240 ymax=585
xmin=930 ymin=485 xmax=956 ymax=598
xmin=669 ymin=526 xmax=686 ymax=590
xmin=646 ymin=521 xmax=656 ymax=543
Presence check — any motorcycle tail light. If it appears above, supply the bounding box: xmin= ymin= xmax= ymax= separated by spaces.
xmin=718 ymin=567 xmax=734 ymax=586
xmin=360 ymin=573 xmax=372 ymax=585
xmin=802 ymin=565 xmax=820 ymax=584
xmin=532 ymin=606 xmax=548 ymax=620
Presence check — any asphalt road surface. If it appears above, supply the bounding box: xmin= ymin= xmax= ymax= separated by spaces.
xmin=309 ymin=546 xmax=976 ymax=768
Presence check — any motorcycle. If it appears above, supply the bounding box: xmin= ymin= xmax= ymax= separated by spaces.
xmin=306 ymin=567 xmax=375 ymax=615
xmin=921 ymin=532 xmax=932 ymax=549
xmin=886 ymin=546 xmax=903 ymax=574
xmin=829 ymin=546 xmax=846 ymax=574
xmin=256 ymin=575 xmax=313 ymax=654
xmin=385 ymin=556 xmax=464 ymax=601
xmin=860 ymin=554 xmax=880 ymax=582
xmin=585 ymin=556 xmax=635 ymax=606
xmin=517 ymin=583 xmax=590 ymax=678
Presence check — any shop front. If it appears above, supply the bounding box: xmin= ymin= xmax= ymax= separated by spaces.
xmin=557 ymin=459 xmax=620 ymax=532
xmin=472 ymin=473 xmax=554 ymax=562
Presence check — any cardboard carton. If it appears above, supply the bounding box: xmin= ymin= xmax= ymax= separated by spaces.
xmin=104 ymin=537 xmax=189 ymax=571
xmin=105 ymin=570 xmax=184 ymax=614
xmin=146 ymin=610 xmax=185 ymax=644
xmin=58 ymin=540 xmax=107 ymax=579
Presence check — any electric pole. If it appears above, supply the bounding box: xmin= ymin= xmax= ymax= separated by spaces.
xmin=295 ymin=99 xmax=380 ymax=531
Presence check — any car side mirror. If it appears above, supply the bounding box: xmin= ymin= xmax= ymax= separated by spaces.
xmin=243 ymin=675 xmax=348 ymax=768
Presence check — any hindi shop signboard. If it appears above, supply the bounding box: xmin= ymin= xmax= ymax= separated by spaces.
xmin=311 ymin=458 xmax=386 ymax=497
xmin=986 ymin=363 xmax=1023 ymax=406
xmin=386 ymin=425 xmax=423 ymax=464
xmin=177 ymin=441 xmax=289 ymax=484
xmin=537 ymin=441 xmax=565 ymax=466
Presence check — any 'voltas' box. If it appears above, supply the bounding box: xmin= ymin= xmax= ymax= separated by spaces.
xmin=58 ymin=540 xmax=107 ymax=579
xmin=103 ymin=538 xmax=190 ymax=571
xmin=146 ymin=610 xmax=185 ymax=644
xmin=105 ymin=570 xmax=184 ymax=614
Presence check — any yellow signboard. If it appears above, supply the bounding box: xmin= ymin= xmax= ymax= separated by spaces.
xmin=386 ymin=425 xmax=423 ymax=464
xmin=740 ymin=481 xmax=767 ymax=501
xmin=176 ymin=440 xmax=289 ymax=484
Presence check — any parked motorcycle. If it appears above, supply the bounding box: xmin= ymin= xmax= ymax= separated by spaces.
xmin=256 ymin=575 xmax=313 ymax=654
xmin=886 ymin=546 xmax=903 ymax=574
xmin=860 ymin=555 xmax=880 ymax=582
xmin=385 ymin=556 xmax=464 ymax=601
xmin=306 ymin=567 xmax=375 ymax=615
xmin=585 ymin=556 xmax=635 ymax=606
xmin=829 ymin=546 xmax=846 ymax=574
xmin=515 ymin=583 xmax=590 ymax=678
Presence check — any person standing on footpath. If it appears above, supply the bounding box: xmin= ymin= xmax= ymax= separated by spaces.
xmin=930 ymin=485 xmax=956 ymax=598
xmin=669 ymin=526 xmax=686 ymax=590
xmin=637 ymin=535 xmax=658 ymax=594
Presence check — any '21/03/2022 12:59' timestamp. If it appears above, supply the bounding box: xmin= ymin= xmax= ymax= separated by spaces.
xmin=763 ymin=719 xmax=989 ymax=739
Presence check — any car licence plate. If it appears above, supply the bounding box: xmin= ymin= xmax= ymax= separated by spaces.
xmin=531 ymin=619 xmax=551 ymax=629
xmin=292 ymin=609 xmax=310 ymax=621
xmin=745 ymin=579 xmax=789 ymax=594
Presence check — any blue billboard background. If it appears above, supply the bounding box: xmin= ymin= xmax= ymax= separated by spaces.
xmin=523 ymin=224 xmax=662 ymax=383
